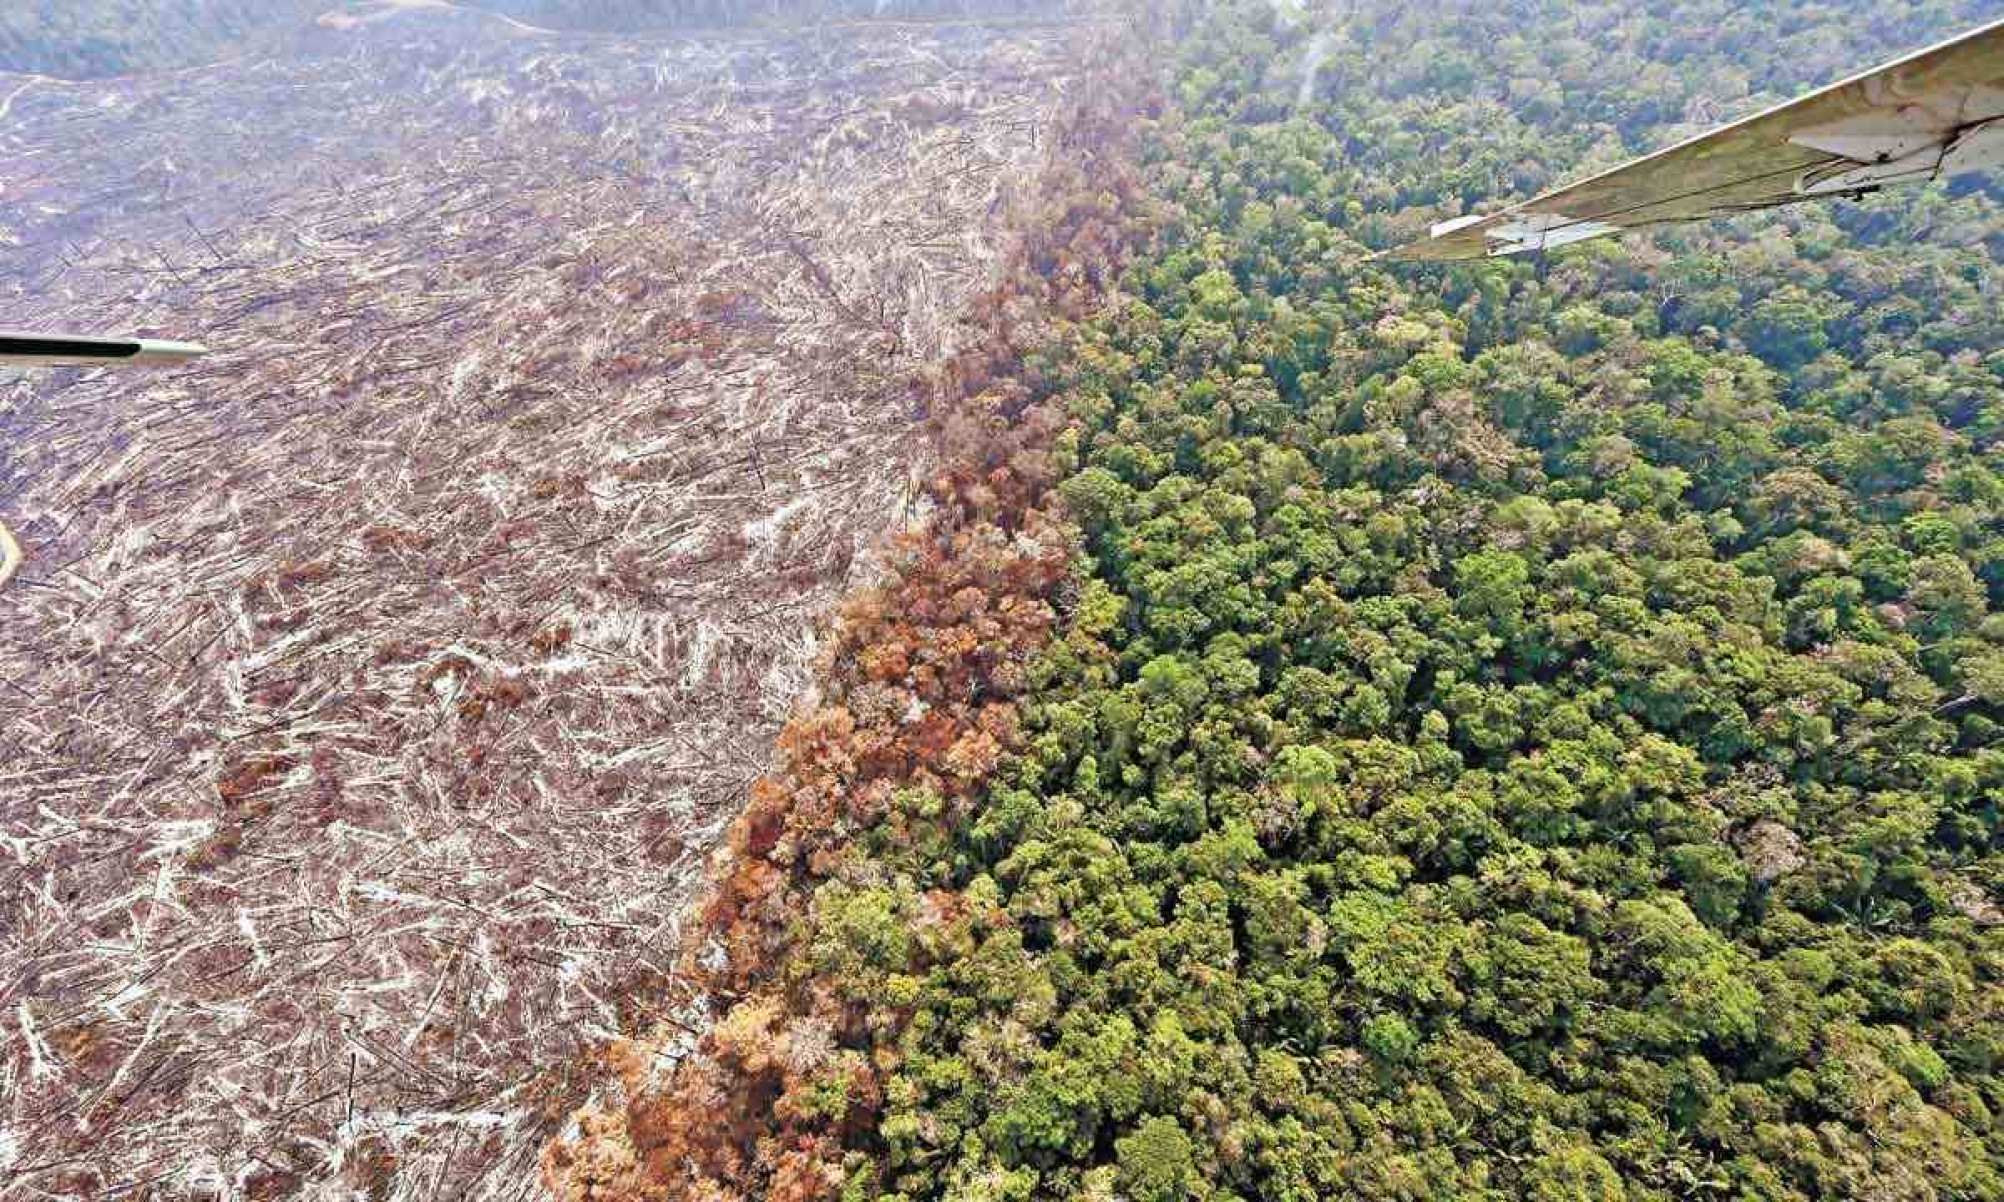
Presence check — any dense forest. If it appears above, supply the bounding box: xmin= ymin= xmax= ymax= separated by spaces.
xmin=549 ymin=0 xmax=2004 ymax=1199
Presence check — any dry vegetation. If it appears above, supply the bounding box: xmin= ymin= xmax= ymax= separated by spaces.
xmin=541 ymin=21 xmax=1158 ymax=1199
xmin=0 ymin=5 xmax=1101 ymax=1195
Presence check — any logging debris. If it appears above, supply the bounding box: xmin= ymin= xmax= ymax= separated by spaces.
xmin=0 ymin=6 xmax=1093 ymax=1196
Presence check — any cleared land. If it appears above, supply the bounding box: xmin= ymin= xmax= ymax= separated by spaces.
xmin=0 ymin=5 xmax=1085 ymax=1195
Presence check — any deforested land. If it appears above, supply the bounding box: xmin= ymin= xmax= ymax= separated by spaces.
xmin=0 ymin=2 xmax=1101 ymax=1194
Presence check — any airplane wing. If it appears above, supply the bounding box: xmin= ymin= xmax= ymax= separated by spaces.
xmin=1382 ymin=17 xmax=2004 ymax=261
xmin=2 ymin=331 xmax=209 ymax=368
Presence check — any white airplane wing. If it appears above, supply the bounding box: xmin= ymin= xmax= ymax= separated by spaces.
xmin=1 ymin=331 xmax=209 ymax=368
xmin=1382 ymin=17 xmax=2004 ymax=261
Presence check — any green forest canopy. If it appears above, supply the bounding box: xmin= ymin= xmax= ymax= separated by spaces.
xmin=771 ymin=1 xmax=2004 ymax=1198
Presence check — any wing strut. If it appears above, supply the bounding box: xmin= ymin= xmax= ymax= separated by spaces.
xmin=1 ymin=331 xmax=209 ymax=368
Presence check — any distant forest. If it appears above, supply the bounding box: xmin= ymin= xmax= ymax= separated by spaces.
xmin=482 ymin=0 xmax=1084 ymax=33
xmin=0 ymin=1 xmax=322 ymax=77
xmin=0 ymin=0 xmax=1082 ymax=78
